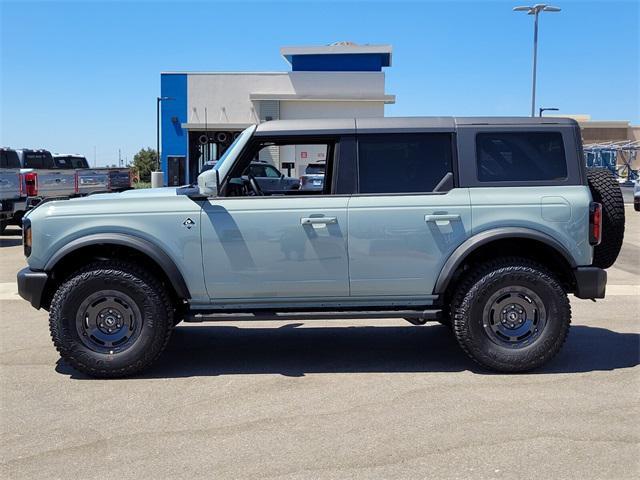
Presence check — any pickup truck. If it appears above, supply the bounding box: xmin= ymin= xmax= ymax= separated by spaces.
xmin=17 ymin=117 xmax=625 ymax=378
xmin=16 ymin=149 xmax=77 ymax=210
xmin=53 ymin=154 xmax=110 ymax=196
xmin=244 ymin=161 xmax=300 ymax=192
xmin=106 ymin=168 xmax=132 ymax=192
xmin=0 ymin=148 xmax=26 ymax=233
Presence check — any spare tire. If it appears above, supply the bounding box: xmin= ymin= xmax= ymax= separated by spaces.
xmin=586 ymin=168 xmax=625 ymax=268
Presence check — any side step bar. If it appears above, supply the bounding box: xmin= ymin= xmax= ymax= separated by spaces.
xmin=184 ymin=309 xmax=442 ymax=325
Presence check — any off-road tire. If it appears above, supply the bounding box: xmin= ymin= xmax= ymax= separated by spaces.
xmin=586 ymin=168 xmax=625 ymax=268
xmin=49 ymin=261 xmax=174 ymax=378
xmin=452 ymin=258 xmax=571 ymax=372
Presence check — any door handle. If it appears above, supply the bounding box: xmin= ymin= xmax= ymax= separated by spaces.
xmin=424 ymin=214 xmax=460 ymax=222
xmin=300 ymin=217 xmax=337 ymax=225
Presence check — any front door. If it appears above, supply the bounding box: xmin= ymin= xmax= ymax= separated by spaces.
xmin=201 ymin=196 xmax=350 ymax=302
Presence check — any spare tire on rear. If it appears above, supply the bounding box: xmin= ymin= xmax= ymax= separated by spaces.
xmin=586 ymin=168 xmax=625 ymax=269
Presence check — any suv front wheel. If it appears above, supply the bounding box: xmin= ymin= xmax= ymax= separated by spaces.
xmin=452 ymin=258 xmax=570 ymax=372
xmin=49 ymin=261 xmax=174 ymax=378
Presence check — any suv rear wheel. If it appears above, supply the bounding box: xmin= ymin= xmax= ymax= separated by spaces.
xmin=452 ymin=258 xmax=570 ymax=372
xmin=49 ymin=261 xmax=174 ymax=378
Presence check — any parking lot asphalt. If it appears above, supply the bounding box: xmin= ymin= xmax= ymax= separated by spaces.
xmin=1 ymin=208 xmax=639 ymax=480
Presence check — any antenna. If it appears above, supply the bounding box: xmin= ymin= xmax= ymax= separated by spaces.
xmin=205 ymin=107 xmax=209 ymax=162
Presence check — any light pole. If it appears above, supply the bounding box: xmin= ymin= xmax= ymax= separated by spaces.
xmin=539 ymin=107 xmax=559 ymax=117
xmin=513 ymin=4 xmax=561 ymax=117
xmin=156 ymin=96 xmax=174 ymax=171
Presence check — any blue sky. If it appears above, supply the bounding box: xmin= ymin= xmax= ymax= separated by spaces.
xmin=1 ymin=0 xmax=638 ymax=166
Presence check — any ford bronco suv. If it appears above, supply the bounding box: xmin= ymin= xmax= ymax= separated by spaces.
xmin=17 ymin=117 xmax=625 ymax=378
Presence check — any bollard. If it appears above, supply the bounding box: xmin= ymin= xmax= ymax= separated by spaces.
xmin=150 ymin=171 xmax=164 ymax=188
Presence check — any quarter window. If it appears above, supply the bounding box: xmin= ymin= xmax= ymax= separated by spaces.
xmin=476 ymin=132 xmax=567 ymax=182
xmin=357 ymin=133 xmax=453 ymax=194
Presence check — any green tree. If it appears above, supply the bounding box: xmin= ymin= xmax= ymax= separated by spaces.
xmin=132 ymin=148 xmax=158 ymax=182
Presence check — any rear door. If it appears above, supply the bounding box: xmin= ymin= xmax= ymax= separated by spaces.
xmin=347 ymin=129 xmax=471 ymax=299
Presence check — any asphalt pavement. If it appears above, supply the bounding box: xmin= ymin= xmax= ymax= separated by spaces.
xmin=1 ymin=207 xmax=638 ymax=479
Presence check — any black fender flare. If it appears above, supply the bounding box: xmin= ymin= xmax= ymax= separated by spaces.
xmin=44 ymin=233 xmax=191 ymax=299
xmin=433 ymin=227 xmax=577 ymax=295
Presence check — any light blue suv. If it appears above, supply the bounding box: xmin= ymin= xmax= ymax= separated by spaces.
xmin=17 ymin=117 xmax=625 ymax=378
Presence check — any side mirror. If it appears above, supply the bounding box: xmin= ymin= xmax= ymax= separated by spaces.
xmin=197 ymin=168 xmax=219 ymax=198
xmin=280 ymin=174 xmax=285 ymax=179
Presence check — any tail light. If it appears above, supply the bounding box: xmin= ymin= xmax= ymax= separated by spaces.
xmin=18 ymin=173 xmax=24 ymax=196
xmin=74 ymin=172 xmax=79 ymax=194
xmin=24 ymin=172 xmax=38 ymax=197
xmin=589 ymin=202 xmax=602 ymax=246
xmin=23 ymin=218 xmax=32 ymax=257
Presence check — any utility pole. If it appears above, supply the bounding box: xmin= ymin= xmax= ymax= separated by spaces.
xmin=156 ymin=96 xmax=174 ymax=171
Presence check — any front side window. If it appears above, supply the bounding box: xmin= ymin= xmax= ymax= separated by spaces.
xmin=223 ymin=139 xmax=334 ymax=197
xmin=357 ymin=133 xmax=453 ymax=194
xmin=476 ymin=132 xmax=567 ymax=182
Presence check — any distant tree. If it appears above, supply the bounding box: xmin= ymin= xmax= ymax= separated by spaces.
xmin=132 ymin=148 xmax=157 ymax=182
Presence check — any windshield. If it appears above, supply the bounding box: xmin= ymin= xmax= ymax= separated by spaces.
xmin=210 ymin=125 xmax=256 ymax=185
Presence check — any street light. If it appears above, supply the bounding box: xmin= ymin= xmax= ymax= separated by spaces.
xmin=539 ymin=107 xmax=559 ymax=117
xmin=513 ymin=4 xmax=561 ymax=117
xmin=156 ymin=96 xmax=174 ymax=172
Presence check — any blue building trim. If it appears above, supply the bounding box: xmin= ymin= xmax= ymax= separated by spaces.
xmin=160 ymin=73 xmax=188 ymax=185
xmin=290 ymin=53 xmax=388 ymax=72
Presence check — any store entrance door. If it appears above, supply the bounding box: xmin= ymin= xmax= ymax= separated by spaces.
xmin=167 ymin=155 xmax=186 ymax=186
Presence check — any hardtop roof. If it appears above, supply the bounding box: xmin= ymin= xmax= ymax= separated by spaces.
xmin=254 ymin=116 xmax=579 ymax=136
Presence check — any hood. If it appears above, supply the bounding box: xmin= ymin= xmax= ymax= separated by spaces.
xmin=23 ymin=186 xmax=196 ymax=220
xmin=85 ymin=186 xmax=181 ymax=200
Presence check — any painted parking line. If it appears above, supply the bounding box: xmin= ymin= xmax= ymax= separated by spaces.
xmin=0 ymin=282 xmax=638 ymax=301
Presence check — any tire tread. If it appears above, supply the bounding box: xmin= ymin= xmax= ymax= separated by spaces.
xmin=49 ymin=261 xmax=173 ymax=378
xmin=452 ymin=257 xmax=571 ymax=372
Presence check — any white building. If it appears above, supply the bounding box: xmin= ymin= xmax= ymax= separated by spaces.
xmin=160 ymin=42 xmax=394 ymax=184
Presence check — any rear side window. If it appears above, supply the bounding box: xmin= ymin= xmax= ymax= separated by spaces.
xmin=358 ymin=133 xmax=453 ymax=194
xmin=23 ymin=152 xmax=54 ymax=169
xmin=54 ymin=156 xmax=89 ymax=169
xmin=476 ymin=132 xmax=567 ymax=182
xmin=1 ymin=150 xmax=21 ymax=168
